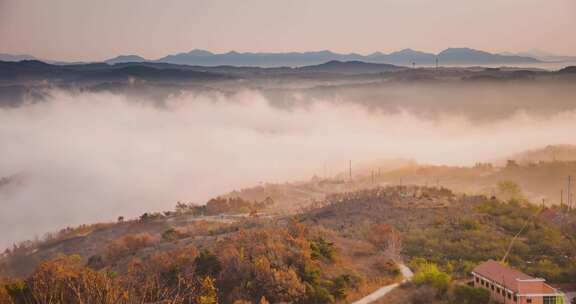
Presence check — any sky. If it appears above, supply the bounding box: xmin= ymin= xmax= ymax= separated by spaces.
xmin=0 ymin=0 xmax=575 ymax=62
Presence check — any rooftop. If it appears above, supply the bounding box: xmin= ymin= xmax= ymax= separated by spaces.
xmin=472 ymin=260 xmax=559 ymax=294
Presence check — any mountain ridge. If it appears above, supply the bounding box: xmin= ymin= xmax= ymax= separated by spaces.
xmin=152 ymin=48 xmax=541 ymax=67
xmin=0 ymin=47 xmax=548 ymax=67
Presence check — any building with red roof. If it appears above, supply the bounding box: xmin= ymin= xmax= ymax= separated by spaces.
xmin=472 ymin=260 xmax=566 ymax=304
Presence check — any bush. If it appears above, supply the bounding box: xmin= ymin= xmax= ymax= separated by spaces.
xmin=3 ymin=255 xmax=120 ymax=303
xmin=373 ymin=256 xmax=400 ymax=277
xmin=459 ymin=219 xmax=479 ymax=231
xmin=410 ymin=285 xmax=437 ymax=304
xmin=106 ymin=233 xmax=157 ymax=260
xmin=86 ymin=254 xmax=105 ymax=270
xmin=450 ymin=285 xmax=489 ymax=304
xmin=0 ymin=280 xmax=15 ymax=304
xmin=194 ymin=250 xmax=222 ymax=278
xmin=412 ymin=263 xmax=451 ymax=295
xmin=329 ymin=274 xmax=360 ymax=300
xmin=310 ymin=238 xmax=335 ymax=263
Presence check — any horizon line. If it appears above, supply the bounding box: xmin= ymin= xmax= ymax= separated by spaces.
xmin=2 ymin=47 xmax=571 ymax=64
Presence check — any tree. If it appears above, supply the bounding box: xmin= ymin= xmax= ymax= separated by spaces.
xmin=412 ymin=263 xmax=451 ymax=295
xmin=197 ymin=277 xmax=218 ymax=304
xmin=175 ymin=201 xmax=189 ymax=213
xmin=497 ymin=180 xmax=524 ymax=201
xmin=0 ymin=280 xmax=14 ymax=304
xmin=451 ymin=285 xmax=489 ymax=304
xmin=4 ymin=255 xmax=120 ymax=304
xmin=310 ymin=238 xmax=335 ymax=262
xmin=367 ymin=224 xmax=402 ymax=258
xmin=194 ymin=250 xmax=222 ymax=278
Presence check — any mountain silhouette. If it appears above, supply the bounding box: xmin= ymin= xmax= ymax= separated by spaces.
xmin=105 ymin=55 xmax=148 ymax=64
xmin=153 ymin=48 xmax=540 ymax=67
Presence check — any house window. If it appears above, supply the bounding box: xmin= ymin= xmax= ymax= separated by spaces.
xmin=527 ymin=298 xmax=532 ymax=303
xmin=544 ymin=296 xmax=557 ymax=304
xmin=475 ymin=277 xmax=479 ymax=283
xmin=491 ymin=284 xmax=494 ymax=291
xmin=507 ymin=292 xmax=512 ymax=299
xmin=513 ymin=295 xmax=517 ymax=302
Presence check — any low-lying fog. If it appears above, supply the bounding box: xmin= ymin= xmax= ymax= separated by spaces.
xmin=1 ymin=89 xmax=576 ymax=249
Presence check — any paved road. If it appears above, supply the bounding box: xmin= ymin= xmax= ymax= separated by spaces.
xmin=351 ymin=264 xmax=414 ymax=304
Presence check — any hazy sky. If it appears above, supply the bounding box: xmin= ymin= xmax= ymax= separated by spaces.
xmin=0 ymin=0 xmax=575 ymax=61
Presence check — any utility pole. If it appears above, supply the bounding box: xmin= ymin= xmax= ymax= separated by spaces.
xmin=568 ymin=176 xmax=572 ymax=211
xmin=561 ymin=189 xmax=564 ymax=209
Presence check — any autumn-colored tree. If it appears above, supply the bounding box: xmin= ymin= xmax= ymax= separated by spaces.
xmin=259 ymin=296 xmax=270 ymax=304
xmin=0 ymin=279 xmax=14 ymax=304
xmin=4 ymin=255 xmax=120 ymax=304
xmin=106 ymin=233 xmax=157 ymax=261
xmin=367 ymin=224 xmax=402 ymax=258
xmin=121 ymin=247 xmax=200 ymax=303
xmin=197 ymin=277 xmax=218 ymax=304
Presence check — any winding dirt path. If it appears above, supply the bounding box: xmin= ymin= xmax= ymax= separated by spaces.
xmin=351 ymin=264 xmax=413 ymax=304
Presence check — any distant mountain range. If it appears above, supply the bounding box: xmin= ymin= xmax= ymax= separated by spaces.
xmin=500 ymin=49 xmax=576 ymax=63
xmin=1 ymin=47 xmax=556 ymax=67
xmin=148 ymin=48 xmax=541 ymax=67
xmin=0 ymin=59 xmax=408 ymax=83
xmin=0 ymin=54 xmax=38 ymax=62
xmin=0 ymin=60 xmax=229 ymax=83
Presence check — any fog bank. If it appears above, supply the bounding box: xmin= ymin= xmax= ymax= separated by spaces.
xmin=1 ymin=90 xmax=576 ymax=248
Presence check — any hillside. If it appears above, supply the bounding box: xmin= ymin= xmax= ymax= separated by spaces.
xmin=505 ymin=145 xmax=576 ymax=163
xmin=1 ymin=184 xmax=574 ymax=303
xmin=301 ymin=186 xmax=575 ymax=281
xmin=0 ymin=195 xmax=404 ymax=304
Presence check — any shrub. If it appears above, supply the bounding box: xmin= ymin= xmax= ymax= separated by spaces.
xmin=310 ymin=238 xmax=335 ymax=262
xmin=329 ymin=274 xmax=360 ymax=300
xmin=459 ymin=219 xmax=479 ymax=231
xmin=86 ymin=254 xmax=105 ymax=270
xmin=412 ymin=263 xmax=451 ymax=295
xmin=367 ymin=224 xmax=402 ymax=256
xmin=305 ymin=284 xmax=334 ymax=304
xmin=373 ymin=256 xmax=400 ymax=277
xmin=410 ymin=285 xmax=437 ymax=304
xmin=497 ymin=181 xmax=525 ymax=202
xmin=197 ymin=277 xmax=218 ymax=304
xmin=4 ymin=255 xmax=120 ymax=303
xmin=451 ymin=284 xmax=489 ymax=304
xmin=162 ymin=228 xmax=179 ymax=241
xmin=0 ymin=279 xmax=15 ymax=304
xmin=106 ymin=233 xmax=157 ymax=260
xmin=194 ymin=250 xmax=222 ymax=278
